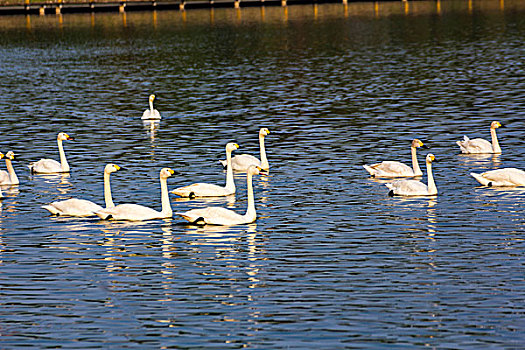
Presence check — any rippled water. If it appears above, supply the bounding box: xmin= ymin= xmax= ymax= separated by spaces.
xmin=0 ymin=0 xmax=524 ymax=348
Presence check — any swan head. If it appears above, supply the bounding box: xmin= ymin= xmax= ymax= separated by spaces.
xmin=426 ymin=153 xmax=436 ymax=164
xmin=57 ymin=132 xmax=74 ymax=141
xmin=104 ymin=163 xmax=122 ymax=174
xmin=247 ymin=165 xmax=262 ymax=176
xmin=259 ymin=128 xmax=270 ymax=137
xmin=149 ymin=94 xmax=156 ymax=102
xmin=226 ymin=142 xmax=240 ymax=153
xmin=5 ymin=151 xmax=15 ymax=160
xmin=160 ymin=167 xmax=176 ymax=179
xmin=411 ymin=139 xmax=426 ymax=148
xmin=490 ymin=121 xmax=502 ymax=129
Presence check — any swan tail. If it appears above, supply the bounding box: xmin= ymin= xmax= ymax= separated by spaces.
xmin=456 ymin=139 xmax=469 ymax=153
xmin=95 ymin=209 xmax=112 ymax=220
xmin=176 ymin=212 xmax=205 ymax=225
xmin=470 ymin=173 xmax=491 ymax=186
xmin=42 ymin=205 xmax=60 ymax=215
xmin=363 ymin=165 xmax=376 ymax=176
xmin=385 ymin=183 xmax=395 ymax=191
xmin=176 ymin=212 xmax=196 ymax=222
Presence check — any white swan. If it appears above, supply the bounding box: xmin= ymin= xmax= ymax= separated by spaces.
xmin=456 ymin=121 xmax=502 ymax=154
xmin=172 ymin=143 xmax=239 ymax=197
xmin=29 ymin=132 xmax=74 ymax=174
xmin=0 ymin=151 xmax=19 ymax=185
xmin=385 ymin=154 xmax=437 ymax=196
xmin=42 ymin=164 xmax=122 ymax=217
xmin=141 ymin=94 xmax=161 ymax=120
xmin=177 ymin=165 xmax=261 ymax=226
xmin=96 ymin=168 xmax=175 ymax=221
xmin=220 ymin=128 xmax=270 ymax=171
xmin=470 ymin=168 xmax=525 ymax=187
xmin=363 ymin=139 xmax=427 ymax=177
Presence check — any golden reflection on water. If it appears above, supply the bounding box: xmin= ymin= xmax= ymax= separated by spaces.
xmin=1 ymin=0 xmax=521 ymax=32
xmin=153 ymin=10 xmax=158 ymax=29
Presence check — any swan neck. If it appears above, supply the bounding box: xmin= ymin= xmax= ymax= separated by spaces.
xmin=160 ymin=177 xmax=172 ymax=217
xmin=426 ymin=161 xmax=437 ymax=195
xmin=57 ymin=139 xmax=69 ymax=171
xmin=225 ymin=149 xmax=235 ymax=191
xmin=490 ymin=128 xmax=501 ymax=153
xmin=5 ymin=159 xmax=19 ymax=184
xmin=103 ymin=172 xmax=114 ymax=208
xmin=259 ymin=134 xmax=269 ymax=170
xmin=149 ymin=100 xmax=154 ymax=113
xmin=411 ymin=146 xmax=422 ymax=175
xmin=244 ymin=172 xmax=256 ymax=222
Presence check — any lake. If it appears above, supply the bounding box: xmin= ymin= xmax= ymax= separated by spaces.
xmin=0 ymin=0 xmax=524 ymax=348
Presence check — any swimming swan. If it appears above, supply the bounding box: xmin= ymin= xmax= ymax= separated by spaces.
xmin=470 ymin=168 xmax=525 ymax=187
xmin=96 ymin=168 xmax=175 ymax=221
xmin=172 ymin=143 xmax=239 ymax=197
xmin=28 ymin=132 xmax=74 ymax=174
xmin=177 ymin=165 xmax=261 ymax=225
xmin=0 ymin=151 xmax=19 ymax=185
xmin=456 ymin=121 xmax=502 ymax=154
xmin=363 ymin=139 xmax=427 ymax=177
xmin=385 ymin=154 xmax=437 ymax=196
xmin=220 ymin=128 xmax=270 ymax=171
xmin=142 ymin=94 xmax=161 ymax=120
xmin=42 ymin=164 xmax=122 ymax=217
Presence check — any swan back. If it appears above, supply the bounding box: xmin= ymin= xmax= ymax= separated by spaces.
xmin=471 ymin=168 xmax=525 ymax=187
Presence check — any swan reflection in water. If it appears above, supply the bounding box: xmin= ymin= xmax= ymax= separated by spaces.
xmin=457 ymin=153 xmax=501 ymax=167
xmin=143 ymin=120 xmax=160 ymax=143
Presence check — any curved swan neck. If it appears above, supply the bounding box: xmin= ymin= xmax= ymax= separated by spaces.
xmin=225 ymin=149 xmax=235 ymax=192
xmin=57 ymin=139 xmax=70 ymax=171
xmin=259 ymin=134 xmax=269 ymax=170
xmin=411 ymin=146 xmax=422 ymax=176
xmin=103 ymin=172 xmax=114 ymax=208
xmin=160 ymin=177 xmax=172 ymax=217
xmin=426 ymin=162 xmax=437 ymax=195
xmin=244 ymin=172 xmax=256 ymax=222
xmin=490 ymin=127 xmax=501 ymax=153
xmin=5 ymin=159 xmax=19 ymax=184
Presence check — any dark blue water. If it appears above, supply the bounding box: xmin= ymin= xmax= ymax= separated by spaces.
xmin=0 ymin=0 xmax=524 ymax=348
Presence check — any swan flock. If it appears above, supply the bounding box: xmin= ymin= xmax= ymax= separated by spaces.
xmin=3 ymin=110 xmax=518 ymax=225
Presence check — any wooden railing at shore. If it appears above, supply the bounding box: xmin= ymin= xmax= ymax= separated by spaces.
xmin=0 ymin=0 xmax=373 ymax=15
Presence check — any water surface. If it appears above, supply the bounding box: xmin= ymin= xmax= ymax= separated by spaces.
xmin=0 ymin=0 xmax=524 ymax=348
